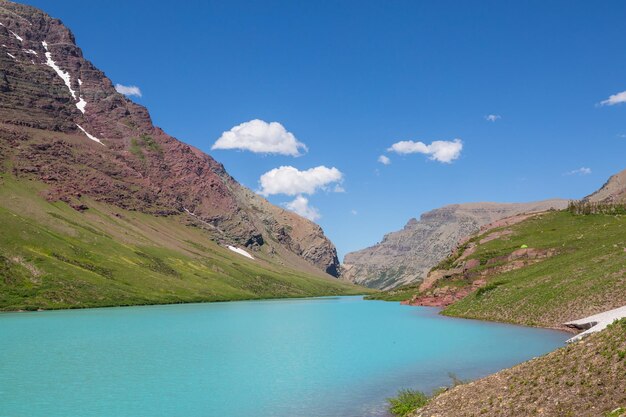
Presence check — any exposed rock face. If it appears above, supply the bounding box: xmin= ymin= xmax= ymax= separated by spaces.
xmin=0 ymin=0 xmax=339 ymax=276
xmin=584 ymin=168 xmax=626 ymax=203
xmin=341 ymin=200 xmax=567 ymax=289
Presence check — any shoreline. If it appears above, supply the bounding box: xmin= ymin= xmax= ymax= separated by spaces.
xmin=435 ymin=307 xmax=579 ymax=335
xmin=2 ymin=294 xmax=577 ymax=337
xmin=0 ymin=292 xmax=370 ymax=314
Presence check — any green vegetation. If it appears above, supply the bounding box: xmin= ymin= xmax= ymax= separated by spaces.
xmin=367 ymin=210 xmax=626 ymax=327
xmin=130 ymin=134 xmax=161 ymax=160
xmin=474 ymin=280 xmax=506 ymax=297
xmin=606 ymin=407 xmax=626 ymax=417
xmin=388 ymin=374 xmax=467 ymax=416
xmin=0 ymin=176 xmax=364 ymax=311
xmin=568 ymin=200 xmax=626 ymax=215
xmin=442 ymin=211 xmax=626 ymax=327
xmin=387 ymin=389 xmax=429 ymax=416
xmin=371 ymin=210 xmax=626 ymax=328
xmin=431 ymin=239 xmax=473 ymax=272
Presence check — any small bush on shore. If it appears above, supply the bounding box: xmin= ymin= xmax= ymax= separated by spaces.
xmin=387 ymin=389 xmax=429 ymax=416
xmin=606 ymin=407 xmax=626 ymax=417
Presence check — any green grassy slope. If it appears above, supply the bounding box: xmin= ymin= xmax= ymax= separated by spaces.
xmin=0 ymin=176 xmax=365 ymax=311
xmin=442 ymin=211 xmax=626 ymax=327
xmin=412 ymin=319 xmax=626 ymax=417
xmin=370 ymin=210 xmax=626 ymax=328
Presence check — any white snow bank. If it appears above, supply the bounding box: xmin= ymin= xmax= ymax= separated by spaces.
xmin=6 ymin=52 xmax=15 ymax=60
xmin=227 ymin=245 xmax=254 ymax=260
xmin=42 ymin=41 xmax=77 ymax=100
xmin=565 ymin=305 xmax=626 ymax=343
xmin=23 ymin=49 xmax=37 ymax=55
xmin=76 ymin=124 xmax=104 ymax=145
xmin=76 ymin=97 xmax=87 ymax=113
xmin=9 ymin=30 xmax=22 ymax=42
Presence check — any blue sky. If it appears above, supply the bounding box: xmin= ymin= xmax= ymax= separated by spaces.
xmin=25 ymin=0 xmax=626 ymax=259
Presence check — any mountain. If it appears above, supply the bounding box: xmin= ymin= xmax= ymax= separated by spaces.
xmin=0 ymin=0 xmax=359 ymax=310
xmin=342 ymin=200 xmax=568 ymax=289
xmin=376 ymin=170 xmax=626 ymax=416
xmin=584 ymin=168 xmax=626 ymax=203
xmin=387 ymin=206 xmax=626 ymax=329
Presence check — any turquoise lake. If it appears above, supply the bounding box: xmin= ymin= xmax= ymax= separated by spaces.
xmin=0 ymin=296 xmax=568 ymax=417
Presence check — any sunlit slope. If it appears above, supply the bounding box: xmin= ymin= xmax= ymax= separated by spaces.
xmin=442 ymin=211 xmax=626 ymax=327
xmin=372 ymin=210 xmax=626 ymax=328
xmin=0 ymin=176 xmax=364 ymax=311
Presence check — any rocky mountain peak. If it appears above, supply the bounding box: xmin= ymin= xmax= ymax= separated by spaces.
xmin=584 ymin=168 xmax=626 ymax=203
xmin=404 ymin=218 xmax=419 ymax=228
xmin=0 ymin=0 xmax=340 ymax=276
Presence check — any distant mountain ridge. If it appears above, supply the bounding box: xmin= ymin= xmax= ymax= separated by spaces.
xmin=341 ymin=200 xmax=568 ymax=289
xmin=0 ymin=0 xmax=340 ymax=277
xmin=584 ymin=168 xmax=626 ymax=203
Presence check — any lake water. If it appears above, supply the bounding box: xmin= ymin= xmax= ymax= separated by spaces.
xmin=0 ymin=296 xmax=568 ymax=417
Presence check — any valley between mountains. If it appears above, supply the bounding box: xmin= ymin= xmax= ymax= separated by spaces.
xmin=1 ymin=1 xmax=625 ymax=417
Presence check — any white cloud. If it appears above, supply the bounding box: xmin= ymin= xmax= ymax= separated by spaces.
xmin=258 ymin=165 xmax=343 ymax=196
xmin=618 ymin=133 xmax=626 ymax=138
xmin=114 ymin=84 xmax=142 ymax=97
xmin=566 ymin=167 xmax=592 ymax=176
xmin=387 ymin=139 xmax=463 ymax=163
xmin=599 ymin=90 xmax=626 ymax=106
xmin=485 ymin=114 xmax=501 ymax=122
xmin=378 ymin=155 xmax=391 ymax=165
xmin=284 ymin=195 xmax=320 ymax=221
xmin=350 ymin=209 xmax=358 ymax=215
xmin=212 ymin=119 xmax=307 ymax=156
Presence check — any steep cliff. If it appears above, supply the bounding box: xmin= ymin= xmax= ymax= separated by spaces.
xmin=0 ymin=0 xmax=340 ymax=277
xmin=342 ymin=200 xmax=567 ymax=289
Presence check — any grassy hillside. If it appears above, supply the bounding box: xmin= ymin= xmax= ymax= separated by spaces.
xmin=411 ymin=319 xmax=626 ymax=417
xmin=0 ymin=175 xmax=365 ymax=311
xmin=371 ymin=210 xmax=626 ymax=329
xmin=442 ymin=211 xmax=626 ymax=327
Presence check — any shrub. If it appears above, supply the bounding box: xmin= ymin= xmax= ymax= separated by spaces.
xmin=475 ymin=281 xmax=506 ymax=297
xmin=388 ymin=389 xmax=429 ymax=416
xmin=567 ymin=200 xmax=626 ymax=215
xmin=605 ymin=407 xmax=626 ymax=417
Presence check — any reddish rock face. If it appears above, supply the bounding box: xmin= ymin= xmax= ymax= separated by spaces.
xmin=402 ymin=281 xmax=485 ymax=308
xmin=0 ymin=0 xmax=340 ymax=276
